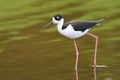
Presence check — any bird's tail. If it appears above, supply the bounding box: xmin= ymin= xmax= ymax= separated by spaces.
xmin=96 ymin=19 xmax=104 ymax=25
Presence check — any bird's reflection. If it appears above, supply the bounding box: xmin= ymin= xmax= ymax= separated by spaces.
xmin=75 ymin=67 xmax=78 ymax=80
xmin=94 ymin=66 xmax=97 ymax=80
xmin=75 ymin=66 xmax=96 ymax=80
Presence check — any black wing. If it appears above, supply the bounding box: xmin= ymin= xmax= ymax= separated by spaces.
xmin=62 ymin=19 xmax=104 ymax=32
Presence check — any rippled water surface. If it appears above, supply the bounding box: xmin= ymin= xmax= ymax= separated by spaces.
xmin=0 ymin=0 xmax=120 ymax=80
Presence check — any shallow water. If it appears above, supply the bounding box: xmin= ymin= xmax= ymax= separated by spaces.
xmin=0 ymin=0 xmax=120 ymax=80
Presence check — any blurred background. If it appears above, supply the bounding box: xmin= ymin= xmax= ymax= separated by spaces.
xmin=0 ymin=0 xmax=120 ymax=80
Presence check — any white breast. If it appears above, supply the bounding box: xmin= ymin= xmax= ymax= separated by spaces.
xmin=57 ymin=24 xmax=90 ymax=39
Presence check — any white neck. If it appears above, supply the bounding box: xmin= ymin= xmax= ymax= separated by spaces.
xmin=57 ymin=19 xmax=64 ymax=34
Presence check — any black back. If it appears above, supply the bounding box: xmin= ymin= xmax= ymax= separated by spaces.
xmin=62 ymin=20 xmax=98 ymax=32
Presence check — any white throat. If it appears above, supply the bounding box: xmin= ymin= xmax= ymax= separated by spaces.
xmin=57 ymin=19 xmax=64 ymax=34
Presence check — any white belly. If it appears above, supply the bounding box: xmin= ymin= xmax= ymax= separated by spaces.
xmin=58 ymin=25 xmax=90 ymax=39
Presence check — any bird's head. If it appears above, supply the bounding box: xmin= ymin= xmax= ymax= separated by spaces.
xmin=52 ymin=14 xmax=63 ymax=24
xmin=41 ymin=14 xmax=64 ymax=29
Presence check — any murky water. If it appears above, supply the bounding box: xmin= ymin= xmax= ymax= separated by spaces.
xmin=0 ymin=0 xmax=120 ymax=80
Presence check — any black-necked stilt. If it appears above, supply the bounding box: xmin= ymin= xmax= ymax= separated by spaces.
xmin=42 ymin=14 xmax=104 ymax=74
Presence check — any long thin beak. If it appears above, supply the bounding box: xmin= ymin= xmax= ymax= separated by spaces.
xmin=41 ymin=21 xmax=53 ymax=30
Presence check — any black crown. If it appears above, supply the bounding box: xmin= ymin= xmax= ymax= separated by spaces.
xmin=54 ymin=14 xmax=63 ymax=21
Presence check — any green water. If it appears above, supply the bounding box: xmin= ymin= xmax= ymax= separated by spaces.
xmin=0 ymin=0 xmax=120 ymax=80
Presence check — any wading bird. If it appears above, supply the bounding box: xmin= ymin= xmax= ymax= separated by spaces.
xmin=42 ymin=14 xmax=104 ymax=79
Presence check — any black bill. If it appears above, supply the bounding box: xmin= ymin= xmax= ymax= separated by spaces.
xmin=41 ymin=21 xmax=53 ymax=30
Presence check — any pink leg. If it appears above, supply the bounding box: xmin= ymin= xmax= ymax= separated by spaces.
xmin=86 ymin=33 xmax=98 ymax=68
xmin=87 ymin=33 xmax=98 ymax=80
xmin=73 ymin=39 xmax=79 ymax=80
